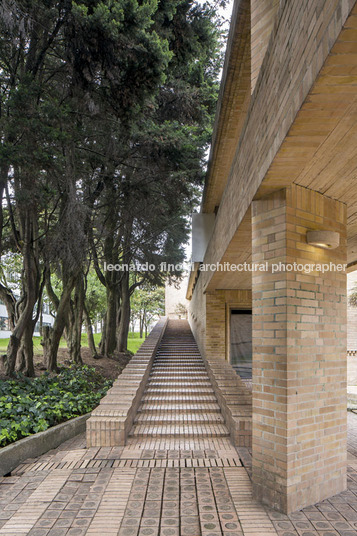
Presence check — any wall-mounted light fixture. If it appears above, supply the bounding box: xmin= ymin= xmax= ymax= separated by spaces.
xmin=306 ymin=230 xmax=340 ymax=250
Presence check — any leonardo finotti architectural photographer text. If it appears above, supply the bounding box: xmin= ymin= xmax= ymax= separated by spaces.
xmin=103 ymin=261 xmax=347 ymax=273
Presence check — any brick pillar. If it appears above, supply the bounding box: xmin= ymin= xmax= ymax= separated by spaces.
xmin=252 ymin=184 xmax=347 ymax=513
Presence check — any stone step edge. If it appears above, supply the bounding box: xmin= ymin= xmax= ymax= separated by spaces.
xmin=204 ymin=356 xmax=252 ymax=448
xmin=137 ymin=407 xmax=221 ymax=414
xmin=134 ymin=417 xmax=225 ymax=424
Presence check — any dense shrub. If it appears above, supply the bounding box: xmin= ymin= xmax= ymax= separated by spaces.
xmin=0 ymin=366 xmax=112 ymax=447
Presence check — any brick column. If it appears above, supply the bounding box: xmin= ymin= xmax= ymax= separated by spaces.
xmin=252 ymin=184 xmax=347 ymax=513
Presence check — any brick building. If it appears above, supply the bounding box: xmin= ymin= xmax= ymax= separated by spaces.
xmin=186 ymin=0 xmax=357 ymax=514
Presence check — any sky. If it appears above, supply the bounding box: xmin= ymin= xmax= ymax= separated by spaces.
xmin=184 ymin=0 xmax=234 ymax=263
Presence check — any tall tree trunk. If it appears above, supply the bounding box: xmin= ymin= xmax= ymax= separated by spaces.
xmin=84 ymin=304 xmax=98 ymax=358
xmin=139 ymin=315 xmax=144 ymax=339
xmin=0 ymin=284 xmax=16 ymax=331
xmin=5 ymin=211 xmax=40 ymax=376
xmin=15 ymin=269 xmax=44 ymax=377
xmin=16 ymin=322 xmax=35 ymax=377
xmin=47 ymin=274 xmax=76 ymax=372
xmin=0 ymin=165 xmax=10 ymax=257
xmin=116 ymin=272 xmax=130 ymax=353
xmin=42 ymin=326 xmax=53 ymax=369
xmin=99 ymin=286 xmax=118 ymax=356
xmin=66 ymin=275 xmax=84 ymax=364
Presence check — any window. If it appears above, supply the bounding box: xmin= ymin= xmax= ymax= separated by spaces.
xmin=0 ymin=317 xmax=9 ymax=330
xmin=230 ymin=309 xmax=252 ymax=379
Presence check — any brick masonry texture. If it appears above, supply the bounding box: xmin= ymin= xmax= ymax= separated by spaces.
xmin=188 ymin=288 xmax=254 ymax=447
xmin=348 ymin=271 xmax=357 ymax=351
xmin=251 ymin=0 xmax=280 ymax=92
xmin=252 ymin=184 xmax=347 ymax=513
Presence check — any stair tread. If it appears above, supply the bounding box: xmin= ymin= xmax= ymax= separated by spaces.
xmin=129 ymin=423 xmax=229 ymax=437
xmin=127 ymin=322 xmax=248 ymax=440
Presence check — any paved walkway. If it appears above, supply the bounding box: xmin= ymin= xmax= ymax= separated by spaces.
xmin=1 ymin=323 xmax=357 ymax=535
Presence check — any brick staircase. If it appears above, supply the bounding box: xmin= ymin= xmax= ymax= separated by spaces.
xmin=129 ymin=320 xmax=230 ymax=439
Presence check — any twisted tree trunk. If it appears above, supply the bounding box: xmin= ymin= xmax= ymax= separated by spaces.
xmin=116 ymin=271 xmax=130 ymax=353
xmin=5 ymin=210 xmax=40 ymax=376
xmin=84 ymin=303 xmax=98 ymax=358
xmin=46 ymin=273 xmax=77 ymax=373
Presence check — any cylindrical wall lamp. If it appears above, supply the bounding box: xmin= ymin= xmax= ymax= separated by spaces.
xmin=306 ymin=230 xmax=340 ymax=250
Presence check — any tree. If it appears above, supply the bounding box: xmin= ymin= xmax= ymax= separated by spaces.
xmin=83 ymin=268 xmax=107 ymax=358
xmin=0 ymin=0 xmax=175 ymax=374
xmin=131 ymin=286 xmax=165 ymax=338
xmin=0 ymin=0 xmax=224 ymax=373
xmin=89 ymin=0 xmax=223 ymax=355
xmin=174 ymin=303 xmax=187 ymax=319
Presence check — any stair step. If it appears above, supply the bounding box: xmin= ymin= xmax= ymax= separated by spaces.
xmin=151 ymin=366 xmax=206 ymax=370
xmin=145 ymin=389 xmax=214 ymax=396
xmin=154 ymin=358 xmax=202 ymax=362
xmin=138 ymin=403 xmax=221 ymax=413
xmin=135 ymin=414 xmax=225 ymax=425
xmin=142 ymin=395 xmax=218 ymax=402
xmin=129 ymin=424 xmax=230 ymax=438
xmin=151 ymin=367 xmax=206 ymax=371
xmin=147 ymin=381 xmax=211 ymax=387
xmin=150 ymin=371 xmax=209 ymax=382
xmin=128 ymin=321 xmax=233 ymax=440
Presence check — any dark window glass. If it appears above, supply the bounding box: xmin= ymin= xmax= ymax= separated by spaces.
xmin=230 ymin=309 xmax=252 ymax=378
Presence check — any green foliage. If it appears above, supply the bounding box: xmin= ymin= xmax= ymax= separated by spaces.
xmin=131 ymin=286 xmax=164 ymax=319
xmin=174 ymin=302 xmax=187 ymax=317
xmin=131 ymin=286 xmax=164 ymax=334
xmin=0 ymin=253 xmax=22 ymax=289
xmin=0 ymin=366 xmax=112 ymax=447
xmin=85 ymin=269 xmax=107 ymax=321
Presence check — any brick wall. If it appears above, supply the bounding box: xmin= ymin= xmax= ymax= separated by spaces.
xmin=251 ymin=0 xmax=280 ymax=92
xmin=347 ymin=271 xmax=357 ymax=384
xmin=188 ymin=274 xmax=206 ymax=357
xmin=189 ymin=285 xmax=252 ymax=362
xmin=252 ymin=184 xmax=347 ymax=513
xmin=348 ymin=271 xmax=357 ymax=350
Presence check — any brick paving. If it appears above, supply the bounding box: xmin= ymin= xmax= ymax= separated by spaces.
xmin=0 ymin=322 xmax=357 ymax=535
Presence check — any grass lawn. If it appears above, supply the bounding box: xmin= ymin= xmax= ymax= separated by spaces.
xmin=0 ymin=332 xmax=145 ymax=355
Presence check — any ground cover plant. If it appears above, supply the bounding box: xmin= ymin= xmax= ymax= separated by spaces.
xmin=0 ymin=366 xmax=112 ymax=447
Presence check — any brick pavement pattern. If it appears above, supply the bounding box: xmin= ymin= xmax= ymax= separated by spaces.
xmin=1 ymin=320 xmax=357 ymax=535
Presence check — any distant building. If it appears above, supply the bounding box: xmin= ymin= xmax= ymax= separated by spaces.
xmin=165 ymin=275 xmax=189 ymax=319
xmin=0 ymin=298 xmax=54 ymax=339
